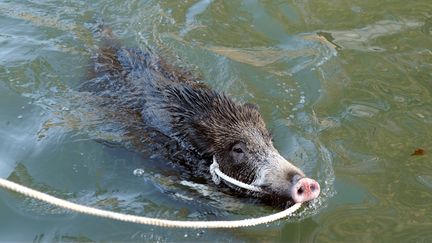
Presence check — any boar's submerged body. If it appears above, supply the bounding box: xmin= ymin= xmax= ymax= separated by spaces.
xmin=81 ymin=36 xmax=320 ymax=208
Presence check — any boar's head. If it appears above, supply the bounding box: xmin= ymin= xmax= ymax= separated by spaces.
xmin=167 ymin=85 xmax=320 ymax=207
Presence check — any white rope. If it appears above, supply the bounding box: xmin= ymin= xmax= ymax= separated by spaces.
xmin=210 ymin=156 xmax=263 ymax=192
xmin=0 ymin=178 xmax=302 ymax=228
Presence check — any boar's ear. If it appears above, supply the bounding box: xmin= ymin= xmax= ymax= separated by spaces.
xmin=244 ymin=103 xmax=259 ymax=111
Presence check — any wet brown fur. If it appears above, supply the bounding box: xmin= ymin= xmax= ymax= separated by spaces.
xmin=81 ymin=29 xmax=305 ymax=207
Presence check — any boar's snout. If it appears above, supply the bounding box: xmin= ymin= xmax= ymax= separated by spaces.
xmin=291 ymin=177 xmax=320 ymax=203
xmin=251 ymin=151 xmax=321 ymax=206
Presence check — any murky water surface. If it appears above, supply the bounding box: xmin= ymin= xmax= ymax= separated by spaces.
xmin=0 ymin=1 xmax=431 ymax=242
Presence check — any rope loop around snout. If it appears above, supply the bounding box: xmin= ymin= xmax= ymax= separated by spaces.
xmin=210 ymin=156 xmax=263 ymax=193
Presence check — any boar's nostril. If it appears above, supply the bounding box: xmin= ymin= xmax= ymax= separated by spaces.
xmin=310 ymin=184 xmax=316 ymax=191
xmin=297 ymin=187 xmax=304 ymax=195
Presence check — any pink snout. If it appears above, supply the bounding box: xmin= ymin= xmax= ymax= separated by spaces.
xmin=291 ymin=178 xmax=320 ymax=203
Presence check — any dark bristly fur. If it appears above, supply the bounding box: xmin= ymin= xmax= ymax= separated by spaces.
xmin=82 ymin=29 xmax=310 ymax=208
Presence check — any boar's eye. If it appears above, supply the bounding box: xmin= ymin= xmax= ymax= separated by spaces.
xmin=232 ymin=143 xmax=244 ymax=154
xmin=231 ymin=142 xmax=246 ymax=164
xmin=233 ymin=147 xmax=243 ymax=153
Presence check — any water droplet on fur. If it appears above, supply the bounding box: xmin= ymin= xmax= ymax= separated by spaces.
xmin=133 ymin=168 xmax=145 ymax=176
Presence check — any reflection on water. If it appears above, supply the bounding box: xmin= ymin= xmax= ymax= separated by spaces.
xmin=206 ymin=35 xmax=336 ymax=76
xmin=0 ymin=0 xmax=431 ymax=242
xmin=180 ymin=0 xmax=213 ymax=36
xmin=0 ymin=98 xmax=51 ymax=178
xmin=318 ymin=19 xmax=423 ymax=52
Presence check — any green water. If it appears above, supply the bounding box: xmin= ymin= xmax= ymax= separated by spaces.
xmin=0 ymin=0 xmax=431 ymax=242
